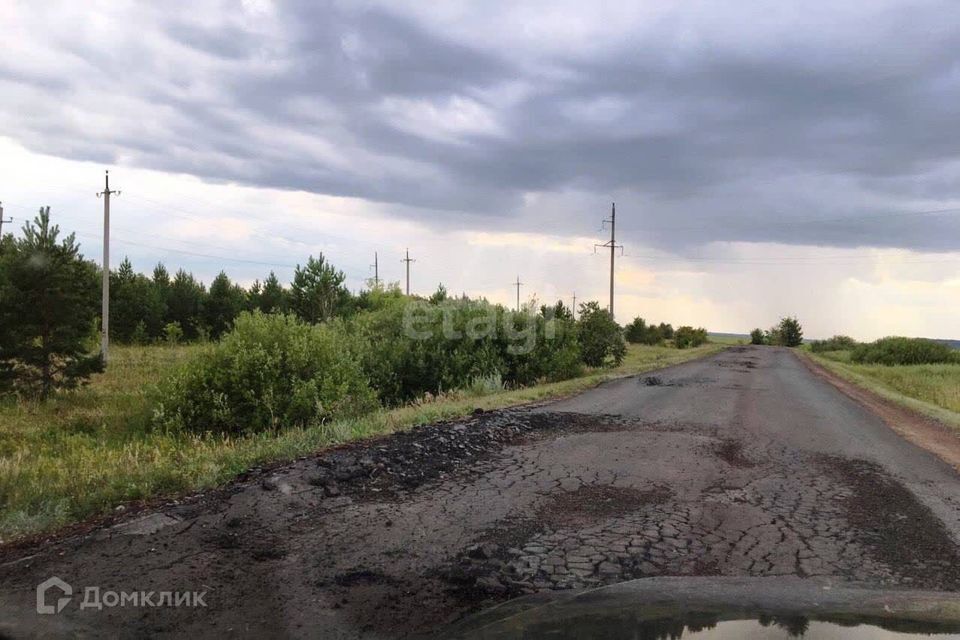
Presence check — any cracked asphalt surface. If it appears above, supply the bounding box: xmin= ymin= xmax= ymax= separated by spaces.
xmin=3 ymin=345 xmax=960 ymax=639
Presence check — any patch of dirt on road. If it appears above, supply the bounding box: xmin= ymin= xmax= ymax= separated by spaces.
xmin=713 ymin=439 xmax=756 ymax=468
xmin=818 ymin=455 xmax=960 ymax=590
xmin=539 ymin=485 xmax=670 ymax=527
xmin=308 ymin=410 xmax=631 ymax=500
xmin=719 ymin=359 xmax=758 ymax=370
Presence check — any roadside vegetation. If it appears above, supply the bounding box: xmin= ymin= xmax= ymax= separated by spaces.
xmin=805 ymin=336 xmax=960 ymax=428
xmin=623 ymin=316 xmax=708 ymax=349
xmin=0 ymin=340 xmax=723 ymax=541
xmin=0 ymin=208 xmax=725 ymax=541
xmin=750 ymin=317 xmax=804 ymax=347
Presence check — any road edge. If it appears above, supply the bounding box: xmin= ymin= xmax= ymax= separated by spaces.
xmin=1 ymin=344 xmax=731 ymax=554
xmin=797 ymin=351 xmax=960 ymax=473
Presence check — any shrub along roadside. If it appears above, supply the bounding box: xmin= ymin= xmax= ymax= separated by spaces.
xmin=674 ymin=326 xmax=708 ymax=349
xmin=576 ymin=302 xmax=625 ymax=366
xmin=0 ymin=341 xmax=727 ymax=541
xmin=153 ymin=300 xmax=584 ymax=434
xmin=151 ymin=312 xmax=377 ymax=435
xmin=809 ymin=335 xmax=858 ymax=353
xmin=850 ymin=337 xmax=960 ymax=366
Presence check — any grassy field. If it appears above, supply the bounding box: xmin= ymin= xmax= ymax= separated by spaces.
xmin=707 ymin=333 xmax=749 ymax=345
xmin=806 ymin=350 xmax=960 ymax=430
xmin=0 ymin=341 xmax=726 ymax=542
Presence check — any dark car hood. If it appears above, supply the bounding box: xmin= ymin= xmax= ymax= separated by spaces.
xmin=440 ymin=576 xmax=960 ymax=639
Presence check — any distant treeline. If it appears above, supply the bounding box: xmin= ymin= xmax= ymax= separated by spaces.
xmin=810 ymin=335 xmax=960 ymax=365
xmin=624 ymin=317 xmax=709 ymax=349
xmin=1 ymin=208 xmax=635 ymax=400
xmin=104 ymin=254 xmax=376 ymax=344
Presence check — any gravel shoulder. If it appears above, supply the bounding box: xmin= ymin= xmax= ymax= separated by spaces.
xmin=3 ymin=346 xmax=960 ymax=639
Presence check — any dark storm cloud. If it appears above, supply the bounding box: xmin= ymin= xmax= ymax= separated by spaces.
xmin=3 ymin=1 xmax=960 ymax=252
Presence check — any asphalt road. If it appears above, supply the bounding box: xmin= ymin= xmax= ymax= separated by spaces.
xmin=3 ymin=345 xmax=960 ymax=639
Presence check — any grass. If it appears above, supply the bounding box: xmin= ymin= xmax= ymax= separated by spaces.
xmin=706 ymin=333 xmax=747 ymax=346
xmin=805 ymin=349 xmax=960 ymax=430
xmin=0 ymin=341 xmax=726 ymax=542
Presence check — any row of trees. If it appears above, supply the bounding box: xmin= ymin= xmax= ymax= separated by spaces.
xmin=624 ymin=318 xmax=675 ymax=345
xmin=750 ymin=317 xmax=804 ymax=347
xmin=624 ymin=317 xmax=709 ymax=349
xmin=109 ymin=254 xmax=351 ymax=343
xmin=0 ymin=208 xmax=629 ymax=399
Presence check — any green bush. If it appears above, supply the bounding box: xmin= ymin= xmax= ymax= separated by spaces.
xmin=576 ymin=302 xmax=626 ymax=366
xmin=152 ymin=311 xmax=377 ymax=434
xmin=624 ymin=317 xmax=647 ymax=344
xmin=499 ymin=310 xmax=581 ymax=385
xmin=750 ymin=328 xmax=765 ymax=345
xmin=353 ymin=297 xmax=581 ymax=405
xmin=850 ymin=337 xmax=960 ymax=366
xmin=163 ymin=322 xmax=184 ymax=345
xmin=352 ymin=297 xmax=504 ymax=405
xmin=810 ymin=335 xmax=857 ymax=353
xmin=674 ymin=326 xmax=708 ymax=349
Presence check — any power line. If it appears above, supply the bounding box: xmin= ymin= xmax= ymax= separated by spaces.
xmin=623 ymin=252 xmax=960 ymax=266
xmin=72 ymin=232 xmax=299 ymax=268
xmin=634 ymin=205 xmax=960 ymax=234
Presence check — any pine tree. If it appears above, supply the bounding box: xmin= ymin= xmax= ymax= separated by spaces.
xmin=777 ymin=317 xmax=804 ymax=347
xmin=290 ymin=255 xmax=350 ymax=323
xmin=624 ymin=317 xmax=648 ymax=344
xmin=111 ymin=257 xmax=165 ymax=343
xmin=259 ymin=271 xmax=288 ymax=313
xmin=0 ymin=207 xmax=102 ymax=397
xmin=167 ymin=269 xmax=206 ymax=340
xmin=205 ymin=271 xmax=246 ymax=338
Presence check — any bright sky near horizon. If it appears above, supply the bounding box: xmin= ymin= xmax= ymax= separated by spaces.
xmin=2 ymin=1 xmax=959 ymax=340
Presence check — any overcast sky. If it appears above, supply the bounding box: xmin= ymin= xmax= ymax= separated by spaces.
xmin=2 ymin=0 xmax=959 ymax=339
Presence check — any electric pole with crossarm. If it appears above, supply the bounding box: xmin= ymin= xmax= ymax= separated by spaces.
xmin=401 ymin=248 xmax=415 ymax=295
xmin=594 ymin=202 xmax=623 ymax=319
xmin=97 ymin=171 xmax=120 ymax=363
xmin=0 ymin=202 xmax=11 ymax=237
xmin=513 ymin=275 xmax=523 ymax=312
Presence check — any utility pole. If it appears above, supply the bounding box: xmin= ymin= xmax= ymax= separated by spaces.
xmin=0 ymin=202 xmax=11 ymax=237
xmin=401 ymin=248 xmax=415 ymax=295
xmin=97 ymin=171 xmax=119 ymax=363
xmin=513 ymin=275 xmax=523 ymax=312
xmin=572 ymin=292 xmax=577 ymax=320
xmin=594 ymin=202 xmax=623 ymax=319
xmin=370 ymin=252 xmax=379 ymax=288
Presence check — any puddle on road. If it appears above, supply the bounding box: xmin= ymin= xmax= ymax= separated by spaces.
xmin=678 ymin=618 xmax=960 ymax=639
xmin=452 ymin=611 xmax=960 ymax=639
